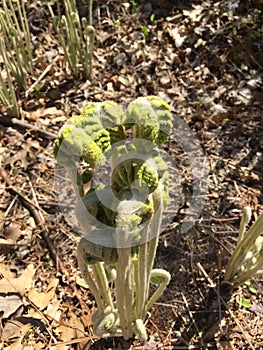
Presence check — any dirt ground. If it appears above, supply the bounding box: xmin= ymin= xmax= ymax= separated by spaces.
xmin=0 ymin=0 xmax=263 ymax=349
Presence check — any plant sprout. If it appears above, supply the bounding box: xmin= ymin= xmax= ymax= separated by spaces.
xmin=0 ymin=38 xmax=19 ymax=117
xmin=47 ymin=0 xmax=95 ymax=80
xmin=0 ymin=0 xmax=33 ymax=90
xmin=224 ymin=207 xmax=263 ymax=288
xmin=0 ymin=0 xmax=33 ymax=116
xmin=54 ymin=96 xmax=172 ymax=340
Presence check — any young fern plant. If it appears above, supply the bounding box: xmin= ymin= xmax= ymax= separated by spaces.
xmin=0 ymin=38 xmax=19 ymax=117
xmin=0 ymin=0 xmax=33 ymax=116
xmin=224 ymin=207 xmax=263 ymax=288
xmin=54 ymin=97 xmax=172 ymax=340
xmin=0 ymin=0 xmax=33 ymax=90
xmin=47 ymin=0 xmax=95 ymax=80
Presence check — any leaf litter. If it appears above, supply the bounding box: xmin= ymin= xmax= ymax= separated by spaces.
xmin=0 ymin=0 xmax=263 ymax=349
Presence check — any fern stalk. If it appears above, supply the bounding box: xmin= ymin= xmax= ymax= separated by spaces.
xmin=54 ymin=98 xmax=173 ymax=340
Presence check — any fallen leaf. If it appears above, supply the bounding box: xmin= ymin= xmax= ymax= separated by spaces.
xmin=0 ymin=238 xmax=17 ymax=254
xmin=2 ymin=320 xmax=31 ymax=340
xmin=5 ymin=143 xmax=31 ymax=169
xmin=6 ymin=339 xmax=24 ymax=350
xmin=45 ymin=300 xmax=61 ymax=320
xmin=160 ymin=75 xmax=171 ymax=86
xmin=0 ymin=264 xmax=36 ymax=295
xmin=167 ymin=26 xmax=187 ymax=48
xmin=3 ymin=223 xmax=22 ymax=243
xmin=76 ymin=276 xmax=89 ymax=289
xmin=81 ymin=312 xmax=93 ymax=328
xmin=118 ymin=76 xmax=130 ymax=87
xmin=0 ymin=295 xmax=23 ymax=318
xmin=28 ymin=277 xmax=59 ymax=310
xmin=57 ymin=311 xmax=85 ymax=342
xmin=0 ymin=263 xmax=15 ymax=280
xmin=27 ymin=107 xmax=64 ymax=121
xmin=183 ymin=5 xmax=203 ymax=22
xmin=250 ymin=300 xmax=263 ymax=315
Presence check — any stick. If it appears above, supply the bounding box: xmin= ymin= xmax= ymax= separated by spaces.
xmin=0 ymin=115 xmax=56 ymax=140
xmin=25 ymin=64 xmax=52 ymax=97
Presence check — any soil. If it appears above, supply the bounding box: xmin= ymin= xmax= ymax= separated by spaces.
xmin=0 ymin=0 xmax=263 ymax=349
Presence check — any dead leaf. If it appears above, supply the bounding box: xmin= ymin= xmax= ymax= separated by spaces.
xmin=76 ymin=276 xmax=89 ymax=289
xmin=45 ymin=300 xmax=61 ymax=320
xmin=57 ymin=311 xmax=85 ymax=342
xmin=0 ymin=295 xmax=23 ymax=318
xmin=49 ymin=115 xmax=67 ymax=124
xmin=2 ymin=320 xmax=31 ymax=340
xmin=27 ymin=107 xmax=64 ymax=121
xmin=183 ymin=5 xmax=203 ymax=22
xmin=3 ymin=223 xmax=22 ymax=243
xmin=118 ymin=76 xmax=130 ymax=87
xmin=0 ymin=211 xmax=4 ymax=231
xmin=28 ymin=277 xmax=59 ymax=310
xmin=5 ymin=143 xmax=31 ymax=169
xmin=167 ymin=26 xmax=187 ymax=48
xmin=160 ymin=75 xmax=171 ymax=86
xmin=0 ymin=264 xmax=36 ymax=295
xmin=81 ymin=312 xmax=93 ymax=328
xmin=250 ymin=300 xmax=263 ymax=315
xmin=5 ymin=339 xmax=24 ymax=350
xmin=0 ymin=263 xmax=15 ymax=280
xmin=0 ymin=238 xmax=17 ymax=254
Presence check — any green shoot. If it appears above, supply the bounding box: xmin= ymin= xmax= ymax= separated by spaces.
xmin=224 ymin=207 xmax=263 ymax=288
xmin=54 ymin=97 xmax=173 ymax=340
xmin=47 ymin=0 xmax=95 ymax=80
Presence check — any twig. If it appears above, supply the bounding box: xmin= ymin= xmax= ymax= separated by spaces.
xmin=181 ymin=292 xmax=206 ymax=348
xmin=48 ymin=336 xmax=94 ymax=348
xmin=0 ymin=115 xmax=56 ymax=140
xmin=196 ymin=262 xmax=216 ymax=288
xmin=210 ymin=216 xmax=240 ymax=222
xmin=25 ymin=64 xmax=52 ymax=98
xmin=0 ymin=317 xmax=4 ymax=350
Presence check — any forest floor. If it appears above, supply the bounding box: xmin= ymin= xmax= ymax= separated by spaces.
xmin=0 ymin=0 xmax=263 ymax=349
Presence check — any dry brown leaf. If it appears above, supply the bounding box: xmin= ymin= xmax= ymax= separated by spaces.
xmin=0 ymin=211 xmax=5 ymax=231
xmin=26 ymin=307 xmax=43 ymax=320
xmin=27 ymin=106 xmax=64 ymax=121
xmin=0 ymin=263 xmax=15 ymax=280
xmin=81 ymin=312 xmax=93 ymax=328
xmin=57 ymin=311 xmax=85 ymax=342
xmin=183 ymin=5 xmax=203 ymax=22
xmin=250 ymin=300 xmax=263 ymax=315
xmin=118 ymin=76 xmax=130 ymax=87
xmin=49 ymin=115 xmax=67 ymax=124
xmin=3 ymin=223 xmax=22 ymax=243
xmin=45 ymin=300 xmax=61 ymax=320
xmin=33 ymin=344 xmax=46 ymax=350
xmin=0 ymin=295 xmax=23 ymax=318
xmin=6 ymin=339 xmax=24 ymax=350
xmin=167 ymin=26 xmax=187 ymax=48
xmin=75 ymin=276 xmax=89 ymax=289
xmin=0 ymin=264 xmax=36 ymax=295
xmin=28 ymin=276 xmax=59 ymax=310
xmin=0 ymin=238 xmax=17 ymax=254
xmin=2 ymin=320 xmax=31 ymax=341
xmin=5 ymin=143 xmax=31 ymax=169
